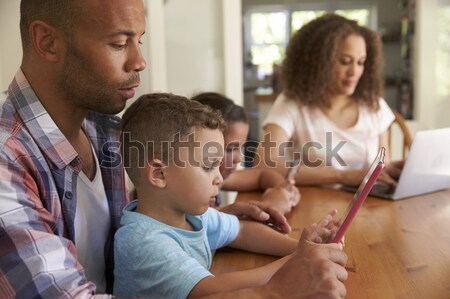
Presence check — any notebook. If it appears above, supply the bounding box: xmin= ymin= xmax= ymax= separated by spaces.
xmin=348 ymin=128 xmax=450 ymax=200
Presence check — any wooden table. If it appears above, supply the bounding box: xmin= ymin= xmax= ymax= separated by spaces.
xmin=211 ymin=187 xmax=450 ymax=299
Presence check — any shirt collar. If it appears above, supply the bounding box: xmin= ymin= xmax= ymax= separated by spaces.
xmin=8 ymin=69 xmax=79 ymax=169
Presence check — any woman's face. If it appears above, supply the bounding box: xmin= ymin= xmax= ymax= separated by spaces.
xmin=220 ymin=121 xmax=250 ymax=180
xmin=333 ymin=34 xmax=367 ymax=97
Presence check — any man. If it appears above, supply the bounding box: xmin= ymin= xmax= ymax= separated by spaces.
xmin=0 ymin=1 xmax=348 ymax=298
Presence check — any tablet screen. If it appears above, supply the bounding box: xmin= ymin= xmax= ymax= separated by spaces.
xmin=331 ymin=147 xmax=386 ymax=243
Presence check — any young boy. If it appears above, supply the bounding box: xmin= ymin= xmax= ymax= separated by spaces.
xmin=114 ymin=93 xmax=338 ymax=298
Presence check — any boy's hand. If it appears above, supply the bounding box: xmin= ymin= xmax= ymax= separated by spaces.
xmin=261 ymin=181 xmax=301 ymax=215
xmin=220 ymin=200 xmax=291 ymax=234
xmin=285 ymin=179 xmax=301 ymax=207
xmin=307 ymin=209 xmax=343 ymax=245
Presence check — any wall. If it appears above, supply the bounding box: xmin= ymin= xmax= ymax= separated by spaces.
xmin=0 ymin=0 xmax=21 ymax=91
xmin=242 ymin=0 xmax=450 ymax=132
xmin=1 ymin=0 xmax=448 ymax=131
xmin=0 ymin=1 xmax=242 ymax=105
xmin=415 ymin=0 xmax=450 ymax=129
xmin=164 ymin=0 xmax=224 ymax=97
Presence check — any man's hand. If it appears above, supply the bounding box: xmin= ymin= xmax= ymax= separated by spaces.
xmin=263 ymin=220 xmax=348 ymax=299
xmin=220 ymin=200 xmax=291 ymax=234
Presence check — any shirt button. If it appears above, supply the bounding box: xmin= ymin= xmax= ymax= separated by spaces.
xmin=65 ymin=191 xmax=73 ymax=199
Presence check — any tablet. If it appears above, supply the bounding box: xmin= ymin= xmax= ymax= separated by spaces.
xmin=331 ymin=147 xmax=386 ymax=243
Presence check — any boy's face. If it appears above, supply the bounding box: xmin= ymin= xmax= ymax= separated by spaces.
xmin=220 ymin=121 xmax=250 ymax=180
xmin=164 ymin=128 xmax=224 ymax=215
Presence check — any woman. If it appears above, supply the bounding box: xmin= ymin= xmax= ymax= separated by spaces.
xmin=192 ymin=92 xmax=300 ymax=214
xmin=255 ymin=13 xmax=402 ymax=187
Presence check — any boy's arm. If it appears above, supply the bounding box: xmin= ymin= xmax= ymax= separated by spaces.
xmin=228 ymin=220 xmax=297 ymax=257
xmin=188 ymin=254 xmax=292 ymax=299
xmin=187 ymin=217 xmax=297 ymax=298
xmin=191 ymin=210 xmax=347 ymax=299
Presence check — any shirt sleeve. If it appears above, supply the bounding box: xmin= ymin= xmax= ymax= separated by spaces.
xmin=202 ymin=208 xmax=240 ymax=250
xmin=376 ymin=98 xmax=396 ymax=134
xmin=114 ymin=223 xmax=212 ymax=299
xmin=0 ymin=150 xmax=98 ymax=298
xmin=261 ymin=93 xmax=299 ymax=138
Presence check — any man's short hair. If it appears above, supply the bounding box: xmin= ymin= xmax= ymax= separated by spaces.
xmin=20 ymin=0 xmax=83 ymax=50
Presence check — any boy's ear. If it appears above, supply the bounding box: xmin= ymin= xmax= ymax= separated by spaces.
xmin=145 ymin=159 xmax=167 ymax=188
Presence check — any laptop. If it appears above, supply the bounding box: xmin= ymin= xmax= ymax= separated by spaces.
xmin=345 ymin=128 xmax=450 ymax=200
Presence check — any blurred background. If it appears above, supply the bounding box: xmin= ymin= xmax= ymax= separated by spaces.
xmin=1 ymin=0 xmax=449 ymax=158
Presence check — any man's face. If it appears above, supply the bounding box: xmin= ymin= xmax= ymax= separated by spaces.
xmin=58 ymin=0 xmax=147 ymax=115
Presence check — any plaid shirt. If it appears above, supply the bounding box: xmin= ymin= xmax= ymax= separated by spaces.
xmin=0 ymin=70 xmax=129 ymax=299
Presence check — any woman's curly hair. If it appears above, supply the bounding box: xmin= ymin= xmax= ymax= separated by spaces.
xmin=282 ymin=13 xmax=383 ymax=110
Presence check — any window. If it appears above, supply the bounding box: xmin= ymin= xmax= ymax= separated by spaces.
xmin=244 ymin=4 xmax=377 ymax=80
xmin=249 ymin=11 xmax=287 ymax=78
xmin=436 ymin=6 xmax=450 ymax=98
xmin=291 ymin=11 xmax=326 ymax=33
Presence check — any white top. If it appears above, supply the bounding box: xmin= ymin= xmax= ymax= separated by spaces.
xmin=75 ymin=149 xmax=110 ymax=293
xmin=262 ymin=93 xmax=395 ymax=169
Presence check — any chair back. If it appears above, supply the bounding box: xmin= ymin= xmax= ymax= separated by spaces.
xmin=388 ymin=110 xmax=412 ymax=159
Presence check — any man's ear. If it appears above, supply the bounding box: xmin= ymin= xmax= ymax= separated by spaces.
xmin=145 ymin=159 xmax=167 ymax=188
xmin=29 ymin=20 xmax=63 ymax=62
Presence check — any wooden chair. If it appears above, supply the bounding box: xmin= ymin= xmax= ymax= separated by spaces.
xmin=388 ymin=110 xmax=413 ymax=159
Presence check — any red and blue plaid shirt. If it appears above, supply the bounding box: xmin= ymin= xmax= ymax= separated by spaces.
xmin=0 ymin=70 xmax=129 ymax=298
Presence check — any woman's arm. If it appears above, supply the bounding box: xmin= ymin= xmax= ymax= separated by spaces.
xmin=221 ymin=168 xmax=285 ymax=192
xmin=254 ymin=124 xmax=366 ymax=186
xmin=378 ymin=131 xmax=405 ymax=186
xmin=379 ymin=131 xmax=390 ymax=163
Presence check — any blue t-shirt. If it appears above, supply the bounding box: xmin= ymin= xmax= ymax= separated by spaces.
xmin=113 ymin=200 xmax=240 ymax=299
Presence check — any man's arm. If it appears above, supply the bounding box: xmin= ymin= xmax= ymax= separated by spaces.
xmin=219 ymin=200 xmax=292 ymax=234
xmin=0 ymin=158 xmax=98 ymax=298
